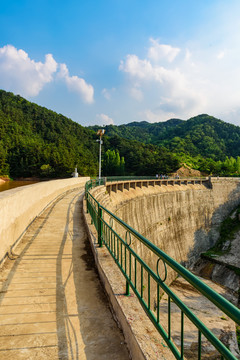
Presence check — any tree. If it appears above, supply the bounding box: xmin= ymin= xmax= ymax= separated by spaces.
xmin=0 ymin=141 xmax=9 ymax=175
xmin=40 ymin=164 xmax=54 ymax=177
xmin=102 ymin=149 xmax=125 ymax=176
xmin=236 ymin=157 xmax=240 ymax=174
xmin=120 ymin=156 xmax=125 ymax=176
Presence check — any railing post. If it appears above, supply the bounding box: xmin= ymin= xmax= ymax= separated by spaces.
xmin=125 ymin=280 xmax=130 ymax=296
xmin=98 ymin=204 xmax=103 ymax=247
xmin=86 ymin=192 xmax=88 ymax=213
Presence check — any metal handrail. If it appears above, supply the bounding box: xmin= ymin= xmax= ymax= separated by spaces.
xmin=85 ymin=178 xmax=240 ymax=360
xmin=106 ymin=176 xmax=158 ymax=181
xmin=106 ymin=175 xmax=208 ymax=182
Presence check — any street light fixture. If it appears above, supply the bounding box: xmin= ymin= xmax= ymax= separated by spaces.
xmin=96 ymin=129 xmax=105 ymax=183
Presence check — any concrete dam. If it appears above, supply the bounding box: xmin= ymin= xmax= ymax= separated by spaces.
xmin=0 ymin=177 xmax=240 ymax=359
xmin=91 ymin=177 xmax=240 ymax=285
xmin=87 ymin=177 xmax=240 ymax=359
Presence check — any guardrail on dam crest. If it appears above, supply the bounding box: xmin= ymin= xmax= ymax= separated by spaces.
xmin=85 ymin=177 xmax=240 ymax=360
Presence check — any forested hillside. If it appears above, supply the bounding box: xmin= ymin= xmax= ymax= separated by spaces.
xmin=103 ymin=136 xmax=179 ymax=176
xmin=0 ymin=90 xmax=99 ymax=177
xmin=89 ymin=114 xmax=240 ymax=161
xmin=0 ymin=90 xmax=179 ymax=178
xmin=89 ymin=119 xmax=183 ymax=144
xmin=1 ymin=89 xmax=239 ymax=179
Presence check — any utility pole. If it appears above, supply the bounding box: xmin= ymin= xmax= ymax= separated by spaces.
xmin=97 ymin=129 xmax=105 ymax=183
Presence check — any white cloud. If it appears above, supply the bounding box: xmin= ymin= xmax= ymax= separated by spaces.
xmin=148 ymin=38 xmax=180 ymax=63
xmin=185 ymin=49 xmax=192 ymax=61
xmin=217 ymin=51 xmax=225 ymax=59
xmin=0 ymin=45 xmax=94 ymax=104
xmin=102 ymin=88 xmax=111 ymax=100
xmin=120 ymin=50 xmax=203 ymax=114
xmin=119 ymin=36 xmax=240 ymax=124
xmin=102 ymin=87 xmax=115 ymax=100
xmin=130 ymin=86 xmax=143 ymax=101
xmin=120 ymin=55 xmax=153 ymax=80
xmin=58 ymin=63 xmax=94 ymax=104
xmin=142 ymin=109 xmax=175 ymax=123
xmin=0 ymin=45 xmax=57 ymax=97
xmin=96 ymin=113 xmax=114 ymax=125
xmin=120 ymin=53 xmax=186 ymax=88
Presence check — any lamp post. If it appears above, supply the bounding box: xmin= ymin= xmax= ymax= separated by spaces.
xmin=96 ymin=129 xmax=105 ymax=183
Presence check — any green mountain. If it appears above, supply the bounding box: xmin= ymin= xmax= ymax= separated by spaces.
xmin=89 ymin=114 xmax=240 ymax=161
xmin=0 ymin=90 xmax=179 ymax=178
xmin=1 ymin=89 xmax=239 ymax=178
xmin=89 ymin=118 xmax=183 ymax=144
xmin=0 ymin=90 xmax=99 ymax=177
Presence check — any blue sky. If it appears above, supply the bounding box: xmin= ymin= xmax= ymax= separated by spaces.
xmin=1 ymin=0 xmax=240 ymax=126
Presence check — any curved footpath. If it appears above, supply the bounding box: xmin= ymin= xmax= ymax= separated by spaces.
xmin=0 ymin=188 xmax=129 ymax=360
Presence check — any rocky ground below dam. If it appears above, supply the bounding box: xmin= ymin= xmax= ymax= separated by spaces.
xmin=193 ymin=205 xmax=240 ymax=304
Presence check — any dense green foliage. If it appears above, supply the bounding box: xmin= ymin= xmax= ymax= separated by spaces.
xmin=103 ymin=136 xmax=179 ymax=175
xmin=90 ymin=114 xmax=240 ymax=176
xmin=0 ymin=90 xmax=180 ymax=178
xmin=174 ymin=152 xmax=240 ymax=176
xmin=0 ymin=90 xmax=99 ymax=177
xmin=102 ymin=149 xmax=125 ymax=176
xmin=89 ymin=114 xmax=240 ymax=161
xmin=1 ymin=89 xmax=239 ymax=178
xmin=89 ymin=119 xmax=183 ymax=144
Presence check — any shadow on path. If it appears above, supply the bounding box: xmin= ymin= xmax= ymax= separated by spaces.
xmin=55 ymin=191 xmax=129 ymax=359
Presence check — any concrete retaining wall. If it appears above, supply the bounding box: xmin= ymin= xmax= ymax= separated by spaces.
xmin=0 ymin=177 xmax=89 ymax=264
xmin=85 ymin=178 xmax=240 ymax=359
xmin=91 ymin=178 xmax=240 ymax=288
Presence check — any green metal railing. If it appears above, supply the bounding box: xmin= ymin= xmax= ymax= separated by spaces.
xmin=85 ymin=178 xmax=240 ymax=360
xmin=106 ymin=175 xmax=158 ymax=182
xmin=106 ymin=176 xmax=207 ymax=183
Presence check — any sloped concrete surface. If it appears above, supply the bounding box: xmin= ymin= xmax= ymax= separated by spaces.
xmin=0 ymin=188 xmax=129 ymax=360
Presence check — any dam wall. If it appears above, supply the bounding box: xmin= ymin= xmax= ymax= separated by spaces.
xmin=0 ymin=177 xmax=89 ymax=264
xmin=91 ymin=178 xmax=240 ymax=285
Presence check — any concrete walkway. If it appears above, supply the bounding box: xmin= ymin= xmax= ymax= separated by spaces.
xmin=0 ymin=188 xmax=129 ymax=360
